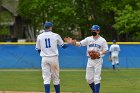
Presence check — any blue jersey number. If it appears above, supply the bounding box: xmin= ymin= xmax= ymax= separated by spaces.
xmin=114 ymin=47 xmax=118 ymax=51
xmin=45 ymin=38 xmax=51 ymax=48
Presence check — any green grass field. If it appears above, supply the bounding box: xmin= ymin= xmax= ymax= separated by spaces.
xmin=0 ymin=69 xmax=140 ymax=93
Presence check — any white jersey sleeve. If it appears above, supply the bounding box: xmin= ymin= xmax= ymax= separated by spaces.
xmin=79 ymin=37 xmax=89 ymax=46
xmin=102 ymin=39 xmax=108 ymax=51
xmin=57 ymin=34 xmax=64 ymax=46
xmin=36 ymin=36 xmax=41 ymax=50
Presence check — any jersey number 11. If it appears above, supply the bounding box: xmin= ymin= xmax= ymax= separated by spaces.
xmin=45 ymin=38 xmax=51 ymax=48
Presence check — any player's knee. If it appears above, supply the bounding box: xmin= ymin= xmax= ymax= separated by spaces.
xmin=44 ymin=80 xmax=51 ymax=84
xmin=86 ymin=78 xmax=94 ymax=84
xmin=53 ymin=80 xmax=60 ymax=85
xmin=94 ymin=80 xmax=100 ymax=85
xmin=94 ymin=77 xmax=101 ymax=84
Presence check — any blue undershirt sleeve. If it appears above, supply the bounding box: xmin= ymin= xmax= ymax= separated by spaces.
xmin=61 ymin=44 xmax=71 ymax=49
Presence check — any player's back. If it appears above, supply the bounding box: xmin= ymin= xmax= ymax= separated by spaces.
xmin=38 ymin=31 xmax=63 ymax=57
xmin=110 ymin=44 xmax=120 ymax=54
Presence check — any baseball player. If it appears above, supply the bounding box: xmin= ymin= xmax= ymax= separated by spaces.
xmin=109 ymin=40 xmax=120 ymax=70
xmin=65 ymin=25 xmax=108 ymax=93
xmin=36 ymin=22 xmax=69 ymax=93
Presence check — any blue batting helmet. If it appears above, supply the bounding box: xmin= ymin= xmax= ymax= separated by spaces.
xmin=90 ymin=25 xmax=100 ymax=31
xmin=44 ymin=22 xmax=53 ymax=28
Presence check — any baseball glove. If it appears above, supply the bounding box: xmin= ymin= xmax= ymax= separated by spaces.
xmin=88 ymin=51 xmax=100 ymax=59
xmin=109 ymin=56 xmax=112 ymax=62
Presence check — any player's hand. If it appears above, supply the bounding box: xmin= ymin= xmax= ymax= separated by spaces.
xmin=64 ymin=37 xmax=76 ymax=45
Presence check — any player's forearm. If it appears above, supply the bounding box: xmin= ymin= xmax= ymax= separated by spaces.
xmin=100 ymin=50 xmax=107 ymax=55
xmin=67 ymin=41 xmax=81 ymax=46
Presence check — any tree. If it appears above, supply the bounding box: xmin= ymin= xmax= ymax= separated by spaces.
xmin=113 ymin=4 xmax=140 ymax=41
xmin=18 ymin=0 xmax=76 ymax=41
xmin=99 ymin=0 xmax=140 ymax=41
xmin=18 ymin=0 xmax=140 ymax=41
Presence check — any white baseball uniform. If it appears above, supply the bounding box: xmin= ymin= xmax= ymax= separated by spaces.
xmin=36 ymin=31 xmax=64 ymax=85
xmin=109 ymin=44 xmax=120 ymax=65
xmin=77 ymin=36 xmax=108 ymax=84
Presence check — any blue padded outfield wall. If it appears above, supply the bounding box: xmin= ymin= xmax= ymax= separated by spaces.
xmin=0 ymin=43 xmax=140 ymax=68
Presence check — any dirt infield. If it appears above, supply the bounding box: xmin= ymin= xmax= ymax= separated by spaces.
xmin=0 ymin=91 xmax=80 ymax=93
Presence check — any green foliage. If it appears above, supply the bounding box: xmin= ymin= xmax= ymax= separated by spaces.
xmin=131 ymin=32 xmax=140 ymax=41
xmin=18 ymin=0 xmax=76 ymax=37
xmin=113 ymin=4 xmax=140 ymax=34
xmin=0 ymin=26 xmax=10 ymax=35
xmin=0 ymin=11 xmax=13 ymax=23
xmin=17 ymin=0 xmax=140 ymax=41
xmin=99 ymin=0 xmax=140 ymax=41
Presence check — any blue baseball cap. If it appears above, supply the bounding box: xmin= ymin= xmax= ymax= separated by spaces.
xmin=90 ymin=25 xmax=100 ymax=31
xmin=44 ymin=22 xmax=53 ymax=28
xmin=113 ymin=40 xmax=116 ymax=42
